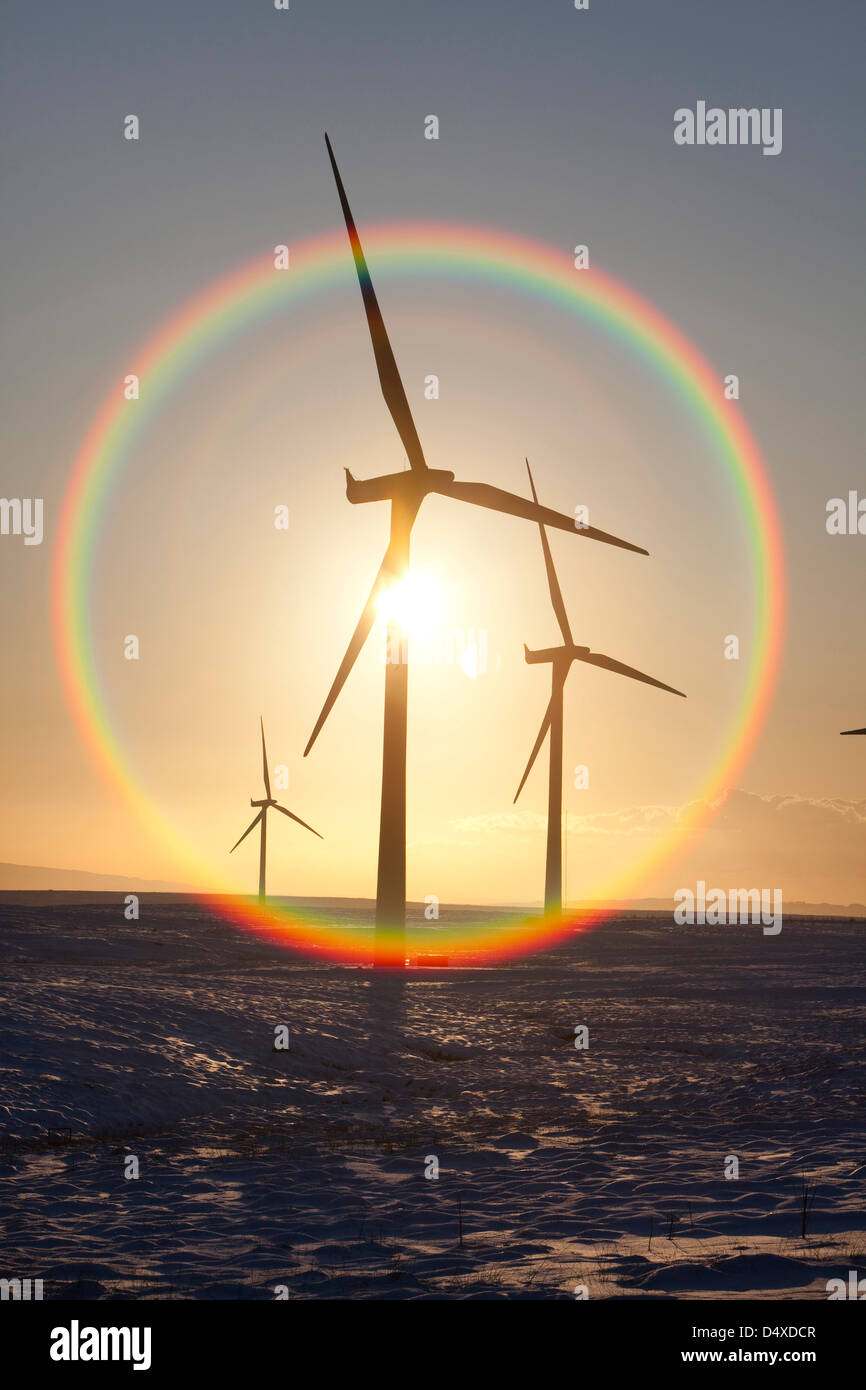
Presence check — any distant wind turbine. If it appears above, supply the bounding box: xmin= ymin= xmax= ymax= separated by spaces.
xmin=306 ymin=134 xmax=649 ymax=966
xmin=514 ymin=460 xmax=686 ymax=917
xmin=231 ymin=718 xmax=322 ymax=903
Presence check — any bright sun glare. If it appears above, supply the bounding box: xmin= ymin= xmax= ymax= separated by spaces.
xmin=376 ymin=572 xmax=444 ymax=636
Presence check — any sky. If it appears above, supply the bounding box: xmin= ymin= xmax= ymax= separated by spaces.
xmin=1 ymin=0 xmax=864 ymax=906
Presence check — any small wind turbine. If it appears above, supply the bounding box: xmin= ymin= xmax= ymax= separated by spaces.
xmin=306 ymin=135 xmax=649 ymax=966
xmin=515 ymin=460 xmax=686 ymax=917
xmin=231 ymin=718 xmax=322 ymax=903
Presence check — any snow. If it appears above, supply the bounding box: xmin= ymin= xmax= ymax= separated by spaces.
xmin=0 ymin=899 xmax=863 ymax=1299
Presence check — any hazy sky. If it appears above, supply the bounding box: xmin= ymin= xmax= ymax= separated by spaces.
xmin=1 ymin=0 xmax=864 ymax=905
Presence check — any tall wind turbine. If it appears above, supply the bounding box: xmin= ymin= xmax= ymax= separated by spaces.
xmin=306 ymin=134 xmax=649 ymax=967
xmin=231 ymin=718 xmax=322 ymax=903
xmin=515 ymin=460 xmax=685 ymax=917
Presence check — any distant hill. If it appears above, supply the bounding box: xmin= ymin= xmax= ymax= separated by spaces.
xmin=578 ymin=896 xmax=866 ymax=919
xmin=0 ymin=862 xmax=186 ymax=892
xmin=0 ymin=866 xmax=861 ymax=917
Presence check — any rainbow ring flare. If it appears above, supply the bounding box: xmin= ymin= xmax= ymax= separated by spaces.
xmin=52 ymin=222 xmax=786 ymax=963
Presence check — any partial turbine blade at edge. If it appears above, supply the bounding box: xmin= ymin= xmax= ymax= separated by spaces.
xmin=434 ymin=477 xmax=648 ymax=555
xmin=514 ymin=697 xmax=553 ymax=803
xmin=260 ymin=717 xmax=272 ymax=800
xmin=304 ymin=551 xmax=392 ymax=756
xmin=273 ymin=803 xmax=324 ymax=839
xmin=841 ymin=728 xmax=866 ymax=735
xmin=579 ymin=651 xmax=686 ymax=698
xmin=324 ymin=133 xmax=428 ymax=473
xmin=525 ymin=458 xmax=573 ymax=645
xmin=230 ymin=809 xmax=264 ymax=853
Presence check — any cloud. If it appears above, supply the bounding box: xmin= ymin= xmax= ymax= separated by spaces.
xmin=677 ymin=789 xmax=866 ymax=904
xmin=563 ymin=804 xmax=678 ymax=837
xmin=454 ymin=804 xmax=677 ymax=839
xmin=458 ymin=789 xmax=866 ymax=838
xmin=452 ymin=811 xmax=547 ymax=837
xmin=451 ymin=789 xmax=866 ymax=903
xmin=705 ymin=788 xmax=866 ymax=833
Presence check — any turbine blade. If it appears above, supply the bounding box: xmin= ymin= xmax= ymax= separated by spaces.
xmin=841 ymin=727 xmax=866 ymax=735
xmin=525 ymin=459 xmax=573 ymax=645
xmin=230 ymin=809 xmax=263 ymax=853
xmin=434 ymin=477 xmax=648 ymax=555
xmin=304 ymin=551 xmax=392 ymax=755
xmin=514 ymin=697 xmax=553 ymax=802
xmin=273 ymin=802 xmax=324 ymax=838
xmin=325 ymin=133 xmax=428 ymax=473
xmin=260 ymin=717 xmax=272 ymax=800
xmin=578 ymin=650 xmax=686 ymax=697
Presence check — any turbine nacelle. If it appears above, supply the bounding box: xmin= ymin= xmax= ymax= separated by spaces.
xmin=524 ymin=642 xmax=589 ymax=666
xmin=522 ymin=640 xmax=685 ymax=697
xmin=250 ymin=797 xmax=277 ymax=808
xmin=344 ymin=467 xmax=455 ymax=505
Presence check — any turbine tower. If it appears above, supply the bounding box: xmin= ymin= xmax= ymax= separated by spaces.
xmin=306 ymin=135 xmax=649 ymax=967
xmin=231 ymin=718 xmax=322 ymax=903
xmin=515 ymin=460 xmax=686 ymax=917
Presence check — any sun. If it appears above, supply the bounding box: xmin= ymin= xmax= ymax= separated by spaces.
xmin=376 ymin=571 xmax=444 ymax=637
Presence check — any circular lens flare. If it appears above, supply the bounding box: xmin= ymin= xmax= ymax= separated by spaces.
xmin=51 ymin=222 xmax=786 ymax=964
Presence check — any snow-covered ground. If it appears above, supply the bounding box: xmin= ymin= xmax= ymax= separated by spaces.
xmin=0 ymin=899 xmax=863 ymax=1299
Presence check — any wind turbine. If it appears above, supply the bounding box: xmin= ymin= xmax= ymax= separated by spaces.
xmin=514 ymin=460 xmax=686 ymax=917
xmin=306 ymin=134 xmax=649 ymax=967
xmin=231 ymin=718 xmax=322 ymax=903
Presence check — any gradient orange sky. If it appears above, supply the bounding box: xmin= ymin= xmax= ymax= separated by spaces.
xmin=1 ymin=1 xmax=864 ymax=907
